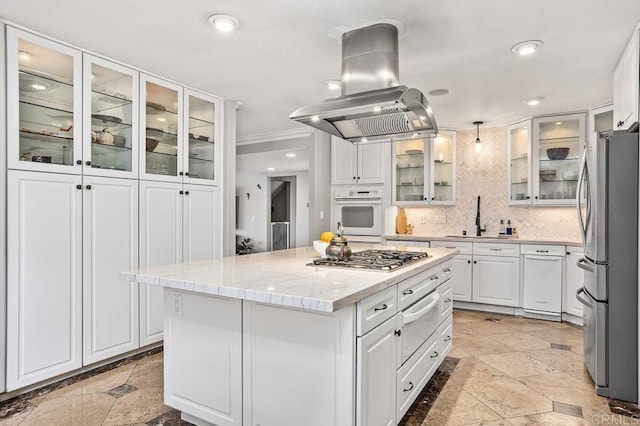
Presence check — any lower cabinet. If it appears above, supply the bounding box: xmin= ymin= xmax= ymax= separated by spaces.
xmin=7 ymin=171 xmax=83 ymax=391
xmin=472 ymin=255 xmax=521 ymax=307
xmin=139 ymin=181 xmax=220 ymax=346
xmin=450 ymin=255 xmax=472 ymax=302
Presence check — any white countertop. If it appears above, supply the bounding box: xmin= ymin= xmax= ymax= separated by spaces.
xmin=121 ymin=245 xmax=458 ymax=313
xmin=384 ymin=234 xmax=582 ymax=247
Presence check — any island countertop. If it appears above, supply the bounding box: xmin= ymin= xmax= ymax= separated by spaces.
xmin=121 ymin=245 xmax=458 ymax=313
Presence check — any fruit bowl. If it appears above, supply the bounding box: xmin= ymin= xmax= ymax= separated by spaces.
xmin=313 ymin=240 xmax=329 ymax=258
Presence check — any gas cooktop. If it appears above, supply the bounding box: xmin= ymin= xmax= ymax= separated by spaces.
xmin=308 ymin=249 xmax=429 ymax=272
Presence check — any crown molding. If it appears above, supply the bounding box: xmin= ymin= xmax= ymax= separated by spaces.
xmin=237 ymin=128 xmax=313 ymax=145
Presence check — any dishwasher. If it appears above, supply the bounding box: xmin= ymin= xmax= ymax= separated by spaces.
xmin=522 ymin=245 xmax=564 ymax=319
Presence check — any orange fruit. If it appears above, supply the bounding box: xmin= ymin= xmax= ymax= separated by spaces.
xmin=320 ymin=232 xmax=335 ymax=243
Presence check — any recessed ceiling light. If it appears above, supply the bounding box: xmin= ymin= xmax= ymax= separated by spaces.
xmin=412 ymin=132 xmax=420 ymax=137
xmin=428 ymin=89 xmax=451 ymax=96
xmin=511 ymin=40 xmax=544 ymax=56
xmin=285 ymin=153 xmax=296 ymax=158
xmin=324 ymin=79 xmax=341 ymax=90
xmin=311 ymin=115 xmax=320 ymax=122
xmin=18 ymin=51 xmax=31 ymax=61
xmin=373 ymin=106 xmax=382 ymax=113
xmin=361 ymin=138 xmax=368 ymax=143
xmin=524 ymin=97 xmax=544 ymax=106
xmin=31 ymin=83 xmax=46 ymax=91
xmin=156 ymin=117 xmax=166 ymax=122
xmin=267 ymin=167 xmax=275 ymax=171
xmin=207 ymin=14 xmax=240 ymax=32
xmin=555 ymin=121 xmax=562 ymax=125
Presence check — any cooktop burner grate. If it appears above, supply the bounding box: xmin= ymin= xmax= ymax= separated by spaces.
xmin=308 ymin=249 xmax=429 ymax=272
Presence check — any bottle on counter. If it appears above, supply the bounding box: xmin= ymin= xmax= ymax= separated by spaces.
xmin=499 ymin=219 xmax=505 ymax=235
xmin=506 ymin=219 xmax=513 ymax=235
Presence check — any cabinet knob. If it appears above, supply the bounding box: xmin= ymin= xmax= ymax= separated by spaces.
xmin=526 ymin=196 xmax=531 ymax=199
xmin=352 ymin=176 xmax=356 ymax=180
xmin=467 ymin=260 xmax=471 ymax=264
xmin=76 ymin=184 xmax=82 ymax=190
xmin=430 ymin=275 xmax=439 ymax=280
xmin=423 ymin=197 xmax=427 ymax=201
xmin=535 ymin=196 xmax=538 ymax=200
xmin=76 ymin=160 xmax=82 ymax=165
xmin=179 ymin=190 xmax=184 ymax=195
xmin=85 ymin=161 xmax=91 ymax=166
xmin=373 ymin=304 xmax=388 ymax=312
xmin=474 ymin=260 xmax=477 ymax=264
xmin=357 ymin=176 xmax=360 ymax=180
xmin=185 ymin=172 xmax=189 ymax=176
xmin=184 ymin=191 xmax=190 ymax=195
xmin=179 ymin=172 xmax=184 ymax=176
xmin=394 ymin=329 xmax=402 ymax=337
xmin=430 ymin=351 xmax=439 ymax=359
xmin=86 ymin=185 xmax=92 ymax=190
xmin=431 ymin=197 xmax=435 ymax=201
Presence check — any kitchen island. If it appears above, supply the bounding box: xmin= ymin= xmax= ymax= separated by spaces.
xmin=122 ymin=245 xmax=457 ymax=426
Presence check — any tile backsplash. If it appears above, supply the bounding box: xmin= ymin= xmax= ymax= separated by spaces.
xmin=399 ymin=126 xmax=581 ymax=241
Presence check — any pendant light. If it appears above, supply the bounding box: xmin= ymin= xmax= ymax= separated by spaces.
xmin=473 ymin=121 xmax=484 ymax=154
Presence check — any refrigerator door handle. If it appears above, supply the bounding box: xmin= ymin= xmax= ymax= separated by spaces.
xmin=577 ymin=257 xmax=595 ymax=273
xmin=576 ymin=287 xmax=593 ymax=308
xmin=576 ymin=146 xmax=592 ymax=247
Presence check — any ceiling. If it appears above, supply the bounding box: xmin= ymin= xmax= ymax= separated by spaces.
xmin=3 ymin=1 xmax=640 ymax=139
xmin=237 ymin=147 xmax=309 ymax=173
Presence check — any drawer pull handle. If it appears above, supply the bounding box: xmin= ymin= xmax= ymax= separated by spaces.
xmin=444 ymin=336 xmax=451 ymax=341
xmin=402 ymin=289 xmax=414 ymax=296
xmin=394 ymin=329 xmax=402 ymax=337
xmin=430 ymin=275 xmax=439 ymax=280
xmin=445 ymin=298 xmax=452 ymax=303
xmin=431 ymin=351 xmax=439 ymax=358
xmin=489 ymin=248 xmax=502 ymax=251
xmin=374 ymin=304 xmax=388 ymax=312
xmin=403 ymin=381 xmax=414 ymax=392
xmin=446 ymin=246 xmax=456 ymax=249
xmin=443 ymin=268 xmax=451 ymax=273
xmin=536 ymin=250 xmax=549 ymax=253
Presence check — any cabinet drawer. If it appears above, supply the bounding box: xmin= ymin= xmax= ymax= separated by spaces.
xmin=438 ymin=281 xmax=453 ymax=321
xmin=357 ymin=286 xmax=398 ymax=336
xmin=394 ymin=240 xmax=430 ymax=248
xmin=474 ymin=243 xmax=520 ymax=257
xmin=440 ymin=260 xmax=453 ymax=282
xmin=437 ymin=315 xmax=453 ymax=358
xmin=397 ymin=266 xmax=440 ymax=311
xmin=521 ymin=244 xmax=566 ymax=256
xmin=396 ymin=332 xmax=440 ymax=421
xmin=431 ymin=240 xmax=472 ymax=255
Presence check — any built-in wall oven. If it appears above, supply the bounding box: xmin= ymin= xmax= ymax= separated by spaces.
xmin=333 ymin=187 xmax=382 ymax=236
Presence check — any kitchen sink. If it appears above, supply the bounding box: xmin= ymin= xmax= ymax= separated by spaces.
xmin=443 ymin=235 xmax=501 ymax=239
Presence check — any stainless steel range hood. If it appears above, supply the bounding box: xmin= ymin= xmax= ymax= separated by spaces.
xmin=290 ymin=23 xmax=437 ymax=142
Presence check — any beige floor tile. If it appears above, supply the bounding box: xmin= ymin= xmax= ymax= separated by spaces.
xmin=507 ymin=411 xmax=587 ymax=425
xmin=137 ymin=351 xmax=163 ymax=366
xmin=452 ymin=336 xmax=518 ymax=356
xmin=464 ymin=378 xmax=553 ymax=418
xmin=424 ymin=384 xmax=502 ymax=425
xmin=526 ymin=347 xmax=585 ymax=372
xmin=526 ymin=328 xmax=583 ymax=347
xmin=453 ymin=323 xmax=475 ymax=339
xmin=0 ymin=406 xmax=35 ymax=426
xmin=487 ymin=332 xmax=551 ymax=351
xmin=28 ymin=395 xmax=47 ymax=406
xmin=461 ymin=320 xmax=518 ymax=336
xmin=127 ymin=356 xmax=163 ymax=389
xmin=465 ymin=421 xmax=514 ymax=426
xmin=44 ymin=363 xmax=136 ymax=400
xmin=447 ymin=358 xmax=509 ymax=387
xmin=565 ymin=366 xmax=594 ymax=385
xmin=448 ymin=345 xmax=471 ymax=358
xmin=453 ymin=310 xmax=495 ymax=323
xmin=517 ymin=372 xmax=606 ymax=407
xmin=102 ymin=387 xmax=169 ymax=425
xmin=477 ymin=352 xmax=558 ymax=377
xmin=20 ymin=393 xmax=114 ymax=426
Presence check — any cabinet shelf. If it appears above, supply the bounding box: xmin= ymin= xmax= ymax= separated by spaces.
xmin=146 ymin=128 xmax=178 ymax=146
xmin=540 ymin=157 xmax=579 ymax=163
xmin=189 ymin=116 xmax=214 ymax=127
xmin=91 ymin=142 xmax=132 ymax=155
xmin=146 ymin=149 xmax=177 ymax=159
xmin=91 ymin=116 xmax=132 ymax=130
xmin=396 ymin=166 xmax=424 ymax=170
xmin=539 ymin=136 xmax=579 ymax=142
xmin=434 ymin=161 xmax=453 ymax=165
xmin=511 ymin=156 xmax=528 ymax=161
xmin=20 ymin=129 xmax=72 ymax=144
xmin=188 ymin=156 xmax=214 ymax=164
xmin=397 ymin=184 xmax=424 ymax=188
xmin=396 ymin=152 xmax=424 ymax=158
xmin=20 ymin=99 xmax=73 ymax=116
xmin=188 ymin=137 xmax=214 ymax=148
xmin=20 ymin=68 xmax=73 ymax=87
xmin=91 ymin=90 xmax=132 ymax=114
xmin=19 ymin=71 xmax=74 ymax=111
xmin=540 ymin=179 xmax=578 ymax=184
xmin=511 ymin=181 xmax=528 ymax=185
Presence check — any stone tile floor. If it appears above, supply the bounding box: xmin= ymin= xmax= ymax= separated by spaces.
xmin=0 ymin=309 xmax=638 ymax=425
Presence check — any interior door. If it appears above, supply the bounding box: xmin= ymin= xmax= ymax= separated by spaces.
xmin=183 ymin=184 xmax=220 ymax=262
xmin=139 ymin=180 xmax=183 ymax=346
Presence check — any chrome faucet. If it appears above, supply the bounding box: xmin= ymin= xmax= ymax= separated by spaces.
xmin=476 ymin=196 xmax=487 ymax=236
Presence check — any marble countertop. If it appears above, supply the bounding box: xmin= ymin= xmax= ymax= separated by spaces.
xmin=121 ymin=245 xmax=458 ymax=313
xmin=384 ymin=234 xmax=582 ymax=247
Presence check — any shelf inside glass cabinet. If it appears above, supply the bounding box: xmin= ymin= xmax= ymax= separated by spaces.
xmin=19 ymin=70 xmax=73 ymax=110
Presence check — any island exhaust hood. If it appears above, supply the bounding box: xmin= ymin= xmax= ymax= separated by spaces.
xmin=290 ymin=23 xmax=438 ymax=142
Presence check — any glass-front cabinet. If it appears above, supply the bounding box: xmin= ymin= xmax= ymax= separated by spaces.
xmin=83 ymin=55 xmax=138 ymax=178
xmin=532 ymin=113 xmax=585 ymax=205
xmin=392 ymin=130 xmax=456 ymax=205
xmin=140 ymin=74 xmax=183 ymax=182
xmin=184 ymin=90 xmax=218 ymax=185
xmin=7 ymin=27 xmax=82 ymax=173
xmin=508 ymin=113 xmax=586 ymax=206
xmin=507 ymin=119 xmax=532 ymax=205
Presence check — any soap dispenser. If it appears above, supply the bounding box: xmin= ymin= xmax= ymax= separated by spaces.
xmin=506 ymin=220 xmax=513 ymax=235
xmin=499 ymin=219 xmax=505 ymax=235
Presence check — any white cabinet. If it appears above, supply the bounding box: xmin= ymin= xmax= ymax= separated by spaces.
xmin=472 ymin=255 xmax=520 ymax=307
xmin=139 ymin=181 xmax=220 ymax=345
xmin=164 ymin=290 xmax=242 ymax=426
xmin=450 ymin=255 xmax=472 ymax=302
xmin=331 ymin=136 xmax=385 ymax=185
xmin=613 ymin=27 xmax=639 ymax=132
xmin=357 ymin=315 xmax=399 ymax=426
xmin=82 ymin=177 xmax=139 ymax=364
xmin=522 ymin=250 xmax=563 ymax=317
xmin=7 ymin=171 xmax=83 ymax=391
xmin=565 ymin=248 xmax=585 ymax=318
xmin=183 ymin=90 xmax=219 ymax=186
xmin=507 ymin=119 xmax=533 ymax=204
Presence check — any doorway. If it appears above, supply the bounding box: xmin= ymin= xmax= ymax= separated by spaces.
xmin=268 ymin=176 xmax=296 ymax=251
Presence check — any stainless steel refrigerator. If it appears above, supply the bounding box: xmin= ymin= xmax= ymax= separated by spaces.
xmin=576 ymin=130 xmax=638 ymax=403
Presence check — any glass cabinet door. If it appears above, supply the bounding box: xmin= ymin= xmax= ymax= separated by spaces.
xmin=430 ymin=131 xmax=456 ymax=205
xmin=83 ymin=55 xmax=138 ymax=177
xmin=508 ymin=120 xmax=532 ymax=204
xmin=7 ymin=28 xmax=82 ymax=173
xmin=533 ymin=114 xmax=585 ymax=205
xmin=394 ymin=138 xmax=428 ymax=204
xmin=140 ymin=75 xmax=182 ymax=181
xmin=184 ymin=90 xmax=217 ymax=184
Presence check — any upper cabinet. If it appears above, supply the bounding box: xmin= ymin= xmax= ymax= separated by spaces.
xmin=613 ymin=27 xmax=639 ymax=132
xmin=83 ymin=55 xmax=139 ymax=178
xmin=508 ymin=114 xmax=585 ymax=206
xmin=7 ymin=27 xmax=82 ymax=174
xmin=392 ymin=130 xmax=456 ymax=206
xmin=331 ymin=136 xmax=385 ymax=185
xmin=184 ymin=90 xmax=219 ymax=185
